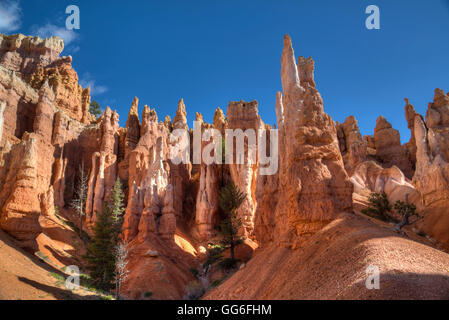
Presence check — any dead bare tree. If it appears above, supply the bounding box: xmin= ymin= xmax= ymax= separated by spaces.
xmin=115 ymin=241 xmax=130 ymax=299
xmin=70 ymin=163 xmax=89 ymax=238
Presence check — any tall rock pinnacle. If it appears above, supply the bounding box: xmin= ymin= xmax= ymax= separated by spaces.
xmin=173 ymin=98 xmax=188 ymax=130
xmin=255 ymin=35 xmax=353 ymax=248
xmin=281 ymin=35 xmax=301 ymax=95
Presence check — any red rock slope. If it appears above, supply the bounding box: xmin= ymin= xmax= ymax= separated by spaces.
xmin=205 ymin=213 xmax=449 ymax=300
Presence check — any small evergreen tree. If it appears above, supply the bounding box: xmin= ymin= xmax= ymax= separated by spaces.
xmin=110 ymin=178 xmax=125 ymax=225
xmin=394 ymin=195 xmax=419 ymax=230
xmin=89 ymin=101 xmax=102 ymax=119
xmin=84 ymin=178 xmax=126 ymax=293
xmin=361 ymin=192 xmax=392 ymax=221
xmin=218 ymin=182 xmax=246 ymax=262
xmin=109 ymin=178 xmax=126 ymax=244
xmin=70 ymin=163 xmax=89 ymax=238
xmin=84 ymin=204 xmax=116 ymax=291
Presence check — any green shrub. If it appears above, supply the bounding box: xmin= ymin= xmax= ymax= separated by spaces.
xmin=144 ymin=291 xmax=153 ymax=298
xmin=203 ymin=243 xmax=225 ymax=268
xmin=394 ymin=199 xmax=419 ymax=230
xmin=361 ymin=192 xmax=392 ymax=221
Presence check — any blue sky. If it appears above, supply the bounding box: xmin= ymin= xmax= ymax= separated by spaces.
xmin=1 ymin=0 xmax=449 ymax=143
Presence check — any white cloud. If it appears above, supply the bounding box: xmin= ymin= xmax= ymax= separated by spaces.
xmin=0 ymin=0 xmax=22 ymax=32
xmin=69 ymin=45 xmax=80 ymax=54
xmin=32 ymin=23 xmax=78 ymax=45
xmin=80 ymin=73 xmax=108 ymax=95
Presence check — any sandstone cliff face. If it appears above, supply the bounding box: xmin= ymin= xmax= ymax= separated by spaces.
xmin=336 ymin=116 xmax=367 ymax=175
xmin=120 ymin=101 xmax=195 ymax=300
xmin=226 ymin=100 xmax=263 ymax=238
xmin=122 ymin=107 xmax=171 ymax=241
xmin=169 ymin=99 xmax=191 ymax=220
xmin=85 ymin=107 xmax=120 ymax=228
xmin=194 ymin=114 xmax=219 ymax=240
xmin=372 ymin=116 xmax=414 ymax=179
xmin=256 ymin=36 xmax=353 ymax=249
xmin=412 ymin=89 xmax=449 ymax=249
xmin=0 ymin=34 xmax=102 ymax=252
xmin=404 ymin=98 xmax=418 ymax=169
xmin=0 ymin=34 xmax=92 ymax=125
xmin=351 ymin=161 xmax=422 ymax=215
xmin=118 ymin=97 xmax=141 ymax=182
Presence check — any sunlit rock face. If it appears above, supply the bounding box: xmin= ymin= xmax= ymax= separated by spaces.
xmin=226 ymin=100 xmax=263 ymax=238
xmin=336 ymin=115 xmax=367 ymax=175
xmin=0 ymin=34 xmax=98 ymax=250
xmin=118 ymin=97 xmax=141 ymax=182
xmin=85 ymin=107 xmax=120 ymax=228
xmin=404 ymin=98 xmax=418 ymax=170
xmin=255 ymin=35 xmax=353 ymax=249
xmin=412 ymin=89 xmax=449 ymax=249
xmin=372 ymin=116 xmax=414 ymax=179
xmin=351 ymin=160 xmax=422 ymax=215
xmin=193 ymin=113 xmax=219 ymax=241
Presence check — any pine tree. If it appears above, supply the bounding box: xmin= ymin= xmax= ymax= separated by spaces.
xmin=84 ymin=178 xmax=126 ymax=293
xmin=84 ymin=203 xmax=116 ymax=291
xmin=394 ymin=194 xmax=419 ymax=230
xmin=110 ymin=179 xmax=125 ymax=224
xmin=361 ymin=192 xmax=392 ymax=221
xmin=109 ymin=178 xmax=125 ymax=244
xmin=218 ymin=181 xmax=246 ymax=261
xmin=89 ymin=101 xmax=102 ymax=119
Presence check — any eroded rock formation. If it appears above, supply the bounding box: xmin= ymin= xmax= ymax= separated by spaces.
xmin=412 ymin=89 xmax=449 ymax=248
xmin=256 ymin=36 xmax=353 ymax=249
xmin=351 ymin=161 xmax=422 ymax=214
xmin=336 ymin=116 xmax=367 ymax=175
xmin=85 ymin=107 xmax=119 ymax=228
xmin=372 ymin=116 xmax=413 ymax=178
xmin=194 ymin=114 xmax=220 ymax=240
xmin=227 ymin=101 xmax=263 ymax=238
xmin=1 ymin=32 xmax=449 ymax=300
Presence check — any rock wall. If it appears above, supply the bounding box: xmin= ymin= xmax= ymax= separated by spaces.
xmin=121 ymin=101 xmax=189 ymax=244
xmin=372 ymin=116 xmax=413 ymax=178
xmin=118 ymin=97 xmax=140 ymax=182
xmin=0 ymin=34 xmax=101 ymax=250
xmin=351 ymin=161 xmax=422 ymax=215
xmin=412 ymin=89 xmax=449 ymax=248
xmin=226 ymin=100 xmax=263 ymax=238
xmin=336 ymin=116 xmax=367 ymax=175
xmin=85 ymin=107 xmax=119 ymax=228
xmin=194 ymin=114 xmax=219 ymax=240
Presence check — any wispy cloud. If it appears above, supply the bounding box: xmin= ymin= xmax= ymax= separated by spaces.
xmin=80 ymin=73 xmax=108 ymax=95
xmin=70 ymin=45 xmax=80 ymax=54
xmin=0 ymin=0 xmax=22 ymax=32
xmin=31 ymin=23 xmax=78 ymax=45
